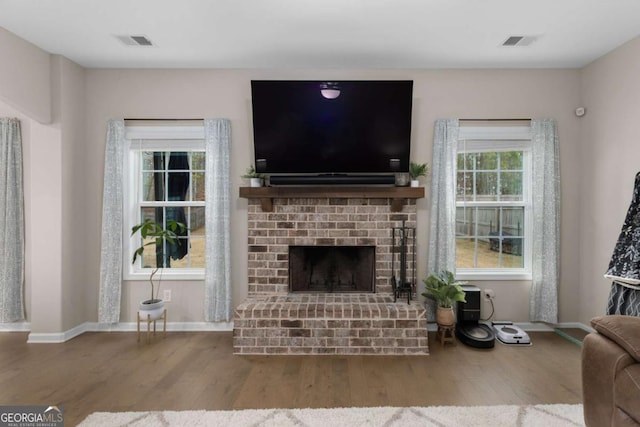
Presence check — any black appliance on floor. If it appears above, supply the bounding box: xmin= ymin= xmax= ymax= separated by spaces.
xmin=455 ymin=285 xmax=495 ymax=348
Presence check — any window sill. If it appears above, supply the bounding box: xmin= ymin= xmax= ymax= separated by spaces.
xmin=124 ymin=270 xmax=205 ymax=282
xmin=455 ymin=271 xmax=532 ymax=281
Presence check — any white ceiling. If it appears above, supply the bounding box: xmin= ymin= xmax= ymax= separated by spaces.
xmin=1 ymin=0 xmax=640 ymax=69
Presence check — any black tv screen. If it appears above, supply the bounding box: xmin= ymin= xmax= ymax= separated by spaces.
xmin=250 ymin=80 xmax=413 ymax=175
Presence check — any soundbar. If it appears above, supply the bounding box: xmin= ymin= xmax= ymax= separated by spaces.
xmin=269 ymin=174 xmax=396 ymax=186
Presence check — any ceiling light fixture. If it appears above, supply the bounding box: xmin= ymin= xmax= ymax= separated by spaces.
xmin=320 ymin=82 xmax=341 ymax=99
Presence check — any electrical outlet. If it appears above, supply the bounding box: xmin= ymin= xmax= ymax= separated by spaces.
xmin=484 ymin=289 xmax=495 ymax=300
xmin=163 ymin=289 xmax=172 ymax=302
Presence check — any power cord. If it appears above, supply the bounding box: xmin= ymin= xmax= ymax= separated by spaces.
xmin=480 ymin=296 xmax=495 ymax=321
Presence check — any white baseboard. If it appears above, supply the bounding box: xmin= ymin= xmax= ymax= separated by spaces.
xmin=25 ymin=321 xmax=234 ymax=343
xmin=427 ymin=321 xmax=593 ymax=333
xmin=515 ymin=322 xmax=555 ymax=331
xmin=554 ymin=322 xmax=595 ymax=333
xmin=27 ymin=321 xmax=88 ymax=343
xmin=508 ymin=321 xmax=593 ymax=332
xmin=18 ymin=319 xmax=594 ymax=343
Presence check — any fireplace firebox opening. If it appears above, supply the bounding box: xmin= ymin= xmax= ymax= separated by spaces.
xmin=289 ymin=246 xmax=375 ymax=293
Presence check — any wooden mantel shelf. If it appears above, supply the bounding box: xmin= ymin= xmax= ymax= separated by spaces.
xmin=239 ymin=186 xmax=425 ymax=212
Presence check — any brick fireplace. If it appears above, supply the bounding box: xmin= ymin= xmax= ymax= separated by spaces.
xmin=234 ymin=190 xmax=428 ymax=355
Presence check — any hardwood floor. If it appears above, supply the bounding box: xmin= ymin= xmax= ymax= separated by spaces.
xmin=0 ymin=331 xmax=583 ymax=426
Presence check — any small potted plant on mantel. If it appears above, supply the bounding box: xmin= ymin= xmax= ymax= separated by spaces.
xmin=422 ymin=270 xmax=467 ymax=327
xmin=242 ymin=164 xmax=265 ymax=187
xmin=409 ymin=162 xmax=429 ymax=187
xmin=131 ymin=218 xmax=186 ymax=318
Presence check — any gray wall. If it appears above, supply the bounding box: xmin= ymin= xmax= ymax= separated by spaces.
xmin=579 ymin=36 xmax=640 ymax=325
xmin=83 ymin=67 xmax=582 ymax=324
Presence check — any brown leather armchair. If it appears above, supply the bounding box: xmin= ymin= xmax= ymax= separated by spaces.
xmin=582 ymin=315 xmax=640 ymax=426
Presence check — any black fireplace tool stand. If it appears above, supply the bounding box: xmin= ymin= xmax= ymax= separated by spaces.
xmin=391 ymin=220 xmax=417 ymax=304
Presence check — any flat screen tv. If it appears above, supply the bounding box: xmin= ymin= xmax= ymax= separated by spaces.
xmin=250 ymin=80 xmax=413 ymax=177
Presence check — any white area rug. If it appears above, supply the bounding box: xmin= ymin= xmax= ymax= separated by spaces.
xmin=78 ymin=404 xmax=584 ymax=426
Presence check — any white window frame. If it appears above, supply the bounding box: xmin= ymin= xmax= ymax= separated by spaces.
xmin=123 ymin=126 xmax=206 ymax=281
xmin=456 ymin=126 xmax=533 ymax=281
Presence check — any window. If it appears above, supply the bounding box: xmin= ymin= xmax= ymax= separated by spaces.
xmin=455 ymin=127 xmax=532 ymax=280
xmin=123 ymin=126 xmax=206 ymax=280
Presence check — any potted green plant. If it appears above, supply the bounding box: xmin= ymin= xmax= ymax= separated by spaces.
xmin=131 ymin=218 xmax=186 ymax=316
xmin=242 ymin=164 xmax=265 ymax=187
xmin=409 ymin=162 xmax=428 ymax=187
xmin=422 ymin=270 xmax=467 ymax=326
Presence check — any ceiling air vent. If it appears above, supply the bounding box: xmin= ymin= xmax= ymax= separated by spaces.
xmin=501 ymin=35 xmax=538 ymax=47
xmin=115 ymin=35 xmax=154 ymax=47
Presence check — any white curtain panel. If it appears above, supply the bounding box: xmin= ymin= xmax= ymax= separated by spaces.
xmin=428 ymin=119 xmax=459 ymax=275
xmin=530 ymin=118 xmax=560 ymax=323
xmin=426 ymin=119 xmax=459 ymax=321
xmin=204 ymin=119 xmax=232 ymax=322
xmin=0 ymin=118 xmax=25 ymax=322
xmin=98 ymin=119 xmax=126 ymax=324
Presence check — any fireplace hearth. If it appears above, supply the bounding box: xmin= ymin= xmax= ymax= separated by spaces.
xmin=289 ymin=246 xmax=375 ymax=293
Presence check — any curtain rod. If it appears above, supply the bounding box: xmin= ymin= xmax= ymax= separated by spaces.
xmin=124 ymin=118 xmax=203 ymax=121
xmin=459 ymin=118 xmax=531 ymax=122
